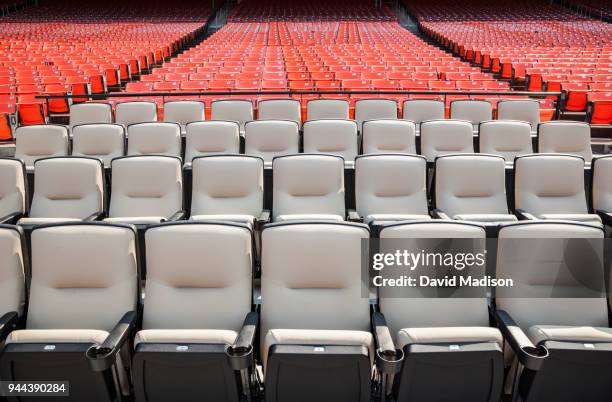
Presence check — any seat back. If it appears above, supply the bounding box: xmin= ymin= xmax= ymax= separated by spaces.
xmin=538 ymin=121 xmax=592 ymax=162
xmin=127 ymin=122 xmax=181 ymax=158
xmin=71 ymin=124 xmax=125 ymax=168
xmin=143 ymin=222 xmax=252 ymax=331
xmin=191 ymin=155 xmax=263 ymax=217
xmin=307 ymin=99 xmax=349 ymax=120
xmin=420 ymin=120 xmax=474 ymax=162
xmin=402 ymin=100 xmax=445 ymax=125
xmin=30 ymin=157 xmax=104 ymax=219
xmin=185 ymin=121 xmax=240 ymax=163
xmin=515 ymin=154 xmax=588 ymax=217
xmin=163 ymin=101 xmax=205 ymax=130
xmin=435 ymin=154 xmax=509 ymax=216
xmin=28 ymin=223 xmax=138 ymax=330
xmin=258 ymin=99 xmax=301 ymax=127
xmin=115 ymin=101 xmax=157 ymax=127
xmin=211 ymin=100 xmax=254 ymax=132
xmin=479 ymin=121 xmax=532 ymax=162
xmin=272 ymin=154 xmax=345 ymax=220
xmin=244 ymin=120 xmax=299 ymax=164
xmin=592 ymin=156 xmax=612 ymax=213
xmin=354 ymin=99 xmax=397 ymax=130
xmin=0 ymin=226 xmax=26 ymax=316
xmin=109 ymin=156 xmax=182 ymax=219
xmin=362 ymin=119 xmax=416 ymax=154
xmin=303 ymin=119 xmax=358 ymax=163
xmin=0 ymin=159 xmax=26 ymax=218
xmin=355 ymin=155 xmax=428 ymax=218
xmin=450 ymin=100 xmax=493 ymax=129
xmin=69 ymin=103 xmax=113 ymax=131
xmin=14 ymin=125 xmax=69 ymax=169
xmin=497 ymin=100 xmax=540 ymax=130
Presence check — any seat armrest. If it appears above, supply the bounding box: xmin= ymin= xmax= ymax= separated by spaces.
xmin=0 ymin=311 xmax=19 ymax=343
xmin=494 ymin=309 xmax=547 ymax=371
xmin=84 ymin=211 xmax=105 ymax=221
xmin=596 ymin=210 xmax=612 ymax=227
xmin=168 ymin=210 xmax=186 ymax=222
xmin=432 ymin=209 xmax=450 ymax=220
xmin=514 ymin=209 xmax=537 ymax=221
xmin=227 ymin=311 xmax=258 ymax=370
xmin=256 ymin=210 xmax=271 ymax=229
xmin=347 ymin=209 xmax=363 ymax=223
xmin=371 ymin=312 xmax=403 ymax=374
xmin=0 ymin=212 xmax=23 ymax=224
xmin=87 ymin=311 xmax=137 ymax=372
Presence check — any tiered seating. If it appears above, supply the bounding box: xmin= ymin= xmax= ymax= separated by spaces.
xmin=406 ymin=0 xmax=612 ymax=122
xmin=571 ymin=0 xmax=612 ymax=20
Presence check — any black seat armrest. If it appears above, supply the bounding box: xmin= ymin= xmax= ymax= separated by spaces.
xmin=84 ymin=211 xmax=105 ymax=221
xmin=596 ymin=210 xmax=612 ymax=227
xmin=514 ymin=209 xmax=537 ymax=221
xmin=0 ymin=212 xmax=23 ymax=225
xmin=347 ymin=209 xmax=363 ymax=223
xmin=168 ymin=210 xmax=186 ymax=222
xmin=494 ymin=309 xmax=548 ymax=371
xmin=256 ymin=210 xmax=271 ymax=229
xmin=432 ymin=209 xmax=451 ymax=220
xmin=372 ymin=312 xmax=403 ymax=374
xmin=0 ymin=311 xmax=19 ymax=343
xmin=227 ymin=311 xmax=258 ymax=370
xmin=87 ymin=311 xmax=137 ymax=372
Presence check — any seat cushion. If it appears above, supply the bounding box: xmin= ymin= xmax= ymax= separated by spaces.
xmin=134 ymin=329 xmax=238 ymax=347
xmin=397 ymin=327 xmax=503 ymax=349
xmin=6 ymin=329 xmax=109 ymax=345
xmin=538 ymin=214 xmax=602 ymax=225
xmin=274 ymin=214 xmax=345 ymax=222
xmin=453 ymin=214 xmax=518 ymax=223
xmin=528 ymin=325 xmax=612 ymax=346
xmin=18 ymin=217 xmax=83 ymax=225
xmin=104 ymin=216 xmax=165 ymax=224
xmin=365 ymin=214 xmax=431 ymax=225
xmin=190 ymin=214 xmax=255 ymax=228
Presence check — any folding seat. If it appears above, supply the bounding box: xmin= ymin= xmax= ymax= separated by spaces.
xmin=132 ymin=221 xmax=257 ymax=401
xmin=478 ymin=121 xmax=533 ymax=163
xmin=0 ymin=222 xmax=139 ymax=401
xmin=354 ymin=99 xmax=398 ymax=131
xmin=497 ymin=100 xmax=540 ymax=135
xmin=71 ymin=124 xmax=126 ymax=168
xmin=184 ymin=121 xmax=240 ymax=165
xmin=210 ymin=100 xmax=254 ymax=134
xmin=362 ymin=119 xmax=416 ymax=155
xmin=0 ymin=223 xmax=26 ymax=345
xmin=538 ymin=121 xmax=592 ymax=163
xmin=104 ymin=156 xmax=184 ymax=225
xmin=0 ymin=158 xmax=26 ymax=224
xmin=261 ymin=221 xmax=373 ymax=402
xmin=258 ymin=99 xmax=302 ymax=127
xmin=354 ymin=154 xmax=430 ymax=225
xmin=303 ymin=119 xmax=358 ymax=166
xmin=591 ymin=155 xmax=612 ymax=228
xmin=514 ymin=154 xmax=601 ymax=224
xmin=14 ymin=125 xmax=69 ymax=171
xmin=17 ymin=157 xmax=104 ymax=226
xmin=449 ymin=100 xmax=493 ymax=132
xmin=402 ymin=100 xmax=444 ymax=134
xmin=587 ymin=100 xmax=612 ymax=125
xmin=420 ymin=120 xmax=474 ymax=163
xmin=495 ymin=221 xmax=611 ymax=402
xmin=115 ymin=101 xmax=158 ymax=128
xmin=378 ymin=221 xmax=503 ymax=402
xmin=163 ymin=101 xmax=205 ymax=134
xmin=306 ymin=99 xmax=349 ymax=120
xmin=272 ymin=154 xmax=348 ymax=222
xmin=17 ymin=102 xmax=46 ymax=126
xmin=244 ymin=120 xmax=299 ymax=167
xmin=127 ymin=122 xmax=181 ymax=158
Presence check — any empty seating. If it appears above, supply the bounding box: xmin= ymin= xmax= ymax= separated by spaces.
xmin=355 ymin=154 xmax=430 ymax=224
xmin=163 ymin=101 xmax=205 ymax=134
xmin=127 ymin=122 xmax=181 ymax=158
xmin=210 ymin=100 xmax=254 ymax=134
xmin=68 ymin=103 xmax=113 ymax=132
xmin=538 ymin=121 xmax=593 ymax=163
xmin=450 ymin=100 xmax=493 ymax=132
xmin=105 ymin=156 xmax=184 ymax=224
xmin=0 ymin=158 xmax=26 ymax=223
xmin=591 ymin=155 xmax=612 ymax=227
xmin=478 ymin=121 xmax=533 ymax=163
xmin=362 ymin=119 xmax=417 ymax=155
xmin=272 ymin=154 xmax=346 ymax=222
xmin=497 ymin=100 xmax=540 ymax=134
xmin=420 ymin=120 xmax=474 ymax=162
xmin=18 ymin=157 xmax=104 ymax=225
xmin=303 ymin=119 xmax=358 ymax=165
xmin=244 ymin=120 xmax=299 ymax=167
xmin=115 ymin=101 xmax=157 ymax=127
xmin=0 ymin=225 xmax=25 ymax=342
xmin=0 ymin=222 xmax=139 ymax=401
xmin=514 ymin=154 xmax=601 ymax=224
xmin=258 ymin=99 xmax=302 ymax=127
xmin=261 ymin=221 xmax=372 ymax=402
xmin=14 ymin=125 xmax=69 ymax=171
xmin=403 ymin=100 xmax=445 ymax=134
xmin=354 ymin=99 xmax=398 ymax=131
xmin=307 ymin=99 xmax=350 ymax=120
xmin=434 ymin=154 xmax=517 ymax=226
xmin=184 ymin=121 xmax=240 ymax=165
xmin=133 ymin=221 xmax=256 ymax=401
xmin=71 ymin=124 xmax=126 ymax=168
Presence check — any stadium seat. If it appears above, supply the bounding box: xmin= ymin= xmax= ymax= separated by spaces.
xmin=354 ymin=154 xmax=430 ymax=225
xmin=69 ymin=103 xmax=113 ymax=132
xmin=303 ymin=119 xmax=358 ymax=166
xmin=514 ymin=154 xmax=601 ymax=224
xmin=14 ymin=125 xmax=69 ymax=171
xmin=261 ymin=221 xmax=372 ymax=402
xmin=587 ymin=100 xmax=612 ymax=125
xmin=127 ymin=122 xmax=181 ymax=158
xmin=354 ymin=99 xmax=398 ymax=131
xmin=0 ymin=222 xmax=139 ymax=402
xmin=420 ymin=120 xmax=474 ymax=162
xmin=0 ymin=158 xmax=26 ymax=224
xmin=537 ymin=121 xmax=593 ymax=163
xmin=211 ymin=100 xmax=254 ymax=134
xmin=361 ymin=119 xmax=416 ymax=155
xmin=115 ymin=101 xmax=158 ymax=127
xmin=258 ymin=99 xmax=302 ymax=127
xmin=163 ymin=101 xmax=205 ymax=134
xmin=306 ymin=99 xmax=350 ymax=120
xmin=591 ymin=155 xmax=612 ymax=228
xmin=0 ymin=224 xmax=26 ymax=344
xmin=184 ymin=121 xmax=240 ymax=165
xmin=402 ymin=100 xmax=445 ymax=134
xmin=244 ymin=120 xmax=299 ymax=167
xmin=133 ymin=221 xmax=257 ymax=402
xmin=272 ymin=154 xmax=346 ymax=222
xmin=478 ymin=121 xmax=533 ymax=163
xmin=449 ymin=100 xmax=493 ymax=132
xmin=71 ymin=124 xmax=126 ymax=168
xmin=497 ymin=100 xmax=540 ymax=135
